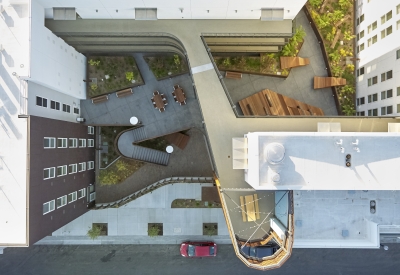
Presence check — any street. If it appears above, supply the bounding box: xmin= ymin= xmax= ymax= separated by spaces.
xmin=1 ymin=244 xmax=399 ymax=275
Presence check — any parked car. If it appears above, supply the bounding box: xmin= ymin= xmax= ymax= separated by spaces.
xmin=240 ymin=244 xmax=279 ymax=260
xmin=180 ymin=241 xmax=217 ymax=257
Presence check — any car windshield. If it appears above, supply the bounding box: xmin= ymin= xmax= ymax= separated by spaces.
xmin=188 ymin=245 xmax=195 ymax=257
xmin=209 ymin=246 xmax=215 ymax=255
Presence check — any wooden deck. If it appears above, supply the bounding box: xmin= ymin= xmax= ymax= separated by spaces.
xmin=279 ymin=57 xmax=310 ymax=69
xmin=164 ymin=132 xmax=190 ymax=150
xmin=238 ymin=89 xmax=324 ymax=117
xmin=314 ymin=76 xmax=346 ymax=89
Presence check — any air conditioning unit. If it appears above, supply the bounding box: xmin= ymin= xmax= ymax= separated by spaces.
xmin=76 ymin=117 xmax=85 ymax=123
xmin=89 ymin=192 xmax=96 ymax=202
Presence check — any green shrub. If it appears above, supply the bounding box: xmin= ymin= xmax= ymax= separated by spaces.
xmin=148 ymin=225 xmax=160 ymax=237
xmin=309 ymin=0 xmax=323 ymax=9
xmin=173 ymin=54 xmax=180 ymax=65
xmin=88 ymin=59 xmax=100 ymax=66
xmin=125 ymin=71 xmax=134 ymax=82
xmin=87 ymin=225 xmax=102 ymax=240
xmin=90 ymin=84 xmax=98 ymax=91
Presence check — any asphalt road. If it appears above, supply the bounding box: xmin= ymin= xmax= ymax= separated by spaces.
xmin=1 ymin=244 xmax=399 ymax=275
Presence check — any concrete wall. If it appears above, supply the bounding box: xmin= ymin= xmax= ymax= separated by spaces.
xmin=356 ymin=0 xmax=400 ymax=116
xmin=36 ymin=0 xmax=306 ymax=20
xmin=27 ymin=82 xmax=82 ymax=122
xmin=30 ymin=0 xmax=86 ymax=99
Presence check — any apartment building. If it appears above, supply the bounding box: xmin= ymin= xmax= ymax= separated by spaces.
xmin=355 ymin=1 xmax=400 ymax=117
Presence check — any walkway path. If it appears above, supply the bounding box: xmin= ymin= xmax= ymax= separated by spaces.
xmin=37 ymin=183 xmax=229 ymax=244
xmin=224 ymin=10 xmax=338 ymax=116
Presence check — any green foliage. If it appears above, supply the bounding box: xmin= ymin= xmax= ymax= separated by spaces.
xmin=90 ymin=84 xmax=98 ymax=91
xmin=88 ymin=59 xmax=100 ymax=66
xmin=223 ymin=58 xmax=231 ymax=66
xmin=125 ymin=71 xmax=134 ymax=82
xmin=329 ymin=51 xmax=341 ymax=64
xmin=331 ymin=65 xmax=344 ymax=77
xmin=173 ymin=54 xmax=180 ymax=65
xmin=341 ymin=103 xmax=356 ymax=116
xmin=99 ymin=158 xmax=143 ymax=185
xmin=148 ymin=225 xmax=160 ymax=237
xmin=328 ymin=10 xmax=344 ymax=24
xmin=203 ymin=224 xmax=217 ymax=236
xmin=339 ymin=0 xmax=352 ymax=10
xmin=309 ymin=0 xmax=323 ymax=9
xmin=87 ymin=225 xmax=102 ymax=240
xmin=343 ymin=31 xmax=355 ymax=41
xmin=281 ymin=26 xmax=306 ymax=57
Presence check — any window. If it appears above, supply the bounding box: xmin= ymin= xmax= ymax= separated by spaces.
xmin=372 ymin=35 xmax=377 ymax=44
xmin=360 ymin=43 xmax=364 ymax=52
xmin=359 ymin=30 xmax=364 ymax=39
xmin=368 ymin=93 xmax=378 ymax=103
xmin=368 ymin=76 xmax=378 ymax=86
xmin=67 ymin=192 xmax=77 ymax=203
xmin=79 ymin=139 xmax=86 ymax=148
xmin=78 ymin=188 xmax=86 ymax=199
xmin=381 ymin=11 xmax=392 ymax=24
xmin=87 ymin=161 xmax=94 ymax=170
xmin=398 ymin=86 xmax=400 ymax=96
xmin=397 ymin=49 xmax=400 ymax=59
xmin=381 ymin=30 xmax=386 ymax=39
xmin=78 ymin=162 xmax=86 ymax=172
xmin=382 ymin=89 xmax=392 ymax=100
xmin=69 ymin=138 xmax=78 ymax=148
xmin=381 ymin=106 xmax=386 ymax=115
xmin=381 ymin=106 xmax=393 ymax=115
xmin=50 ymin=100 xmax=60 ymax=110
xmin=74 ymin=107 xmax=80 ymax=114
xmin=372 ymin=21 xmax=377 ymax=30
xmin=356 ymin=97 xmax=365 ymax=106
xmin=57 ymin=138 xmax=67 ymax=148
xmin=368 ymin=109 xmax=378 ymax=116
xmin=43 ymin=167 xmax=55 ymax=179
xmin=387 ymin=70 xmax=393 ymax=79
xmin=69 ymin=164 xmax=77 ymax=174
xmin=397 ymin=20 xmax=400 ymax=30
xmin=57 ymin=195 xmax=67 ymax=208
xmin=62 ymin=104 xmax=71 ymax=113
xmin=360 ymin=111 xmax=365 ymax=116
xmin=382 ymin=26 xmax=393 ymax=39
xmin=359 ymin=14 xmax=364 ymax=24
xmin=381 ymin=73 xmax=386 ymax=82
xmin=397 ymin=4 xmax=400 ymax=14
xmin=57 ymin=165 xmax=67 ymax=177
xmin=397 ymin=104 xmax=400 ymax=113
xmin=88 ymin=139 xmax=94 ymax=147
xmin=36 ymin=96 xmax=48 ymax=107
xmin=367 ymin=38 xmax=372 ymax=47
xmin=88 ymin=126 xmax=94 ymax=135
xmin=381 ymin=15 xmax=386 ymax=24
xmin=44 ymin=137 xmax=55 ymax=148
xmin=368 ymin=24 xmax=371 ymax=34
xmin=43 ymin=200 xmax=55 ymax=215
xmin=360 ymin=67 xmax=364 ymax=75
xmin=381 ymin=91 xmax=386 ymax=100
xmin=89 ymin=192 xmax=96 ymax=202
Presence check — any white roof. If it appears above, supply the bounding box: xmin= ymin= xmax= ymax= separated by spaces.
xmin=0 ymin=0 xmax=29 ymax=246
xmin=246 ymin=132 xmax=400 ymax=190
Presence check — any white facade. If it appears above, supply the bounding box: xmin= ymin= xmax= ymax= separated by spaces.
xmin=36 ymin=0 xmax=306 ymax=20
xmin=355 ymin=1 xmax=400 ymax=117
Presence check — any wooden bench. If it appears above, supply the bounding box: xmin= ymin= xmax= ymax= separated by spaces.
xmin=239 ymin=196 xmax=247 ymax=222
xmin=116 ymin=88 xmax=133 ymax=98
xmin=91 ymin=94 xmax=109 ymax=104
xmin=254 ymin=194 xmax=260 ymax=220
xmin=280 ymin=57 xmax=310 ymax=69
xmin=314 ymin=76 xmax=346 ymax=89
xmin=225 ymin=71 xmax=242 ymax=79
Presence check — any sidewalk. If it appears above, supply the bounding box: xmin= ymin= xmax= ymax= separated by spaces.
xmin=36 ymin=183 xmax=230 ymax=245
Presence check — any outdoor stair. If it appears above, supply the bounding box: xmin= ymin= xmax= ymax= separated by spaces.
xmin=131 ymin=127 xmax=148 ymax=143
xmin=130 ymin=145 xmax=170 ymax=166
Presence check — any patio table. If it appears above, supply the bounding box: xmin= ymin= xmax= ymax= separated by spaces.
xmin=152 ymin=94 xmax=165 ymax=110
xmin=245 ymin=195 xmax=256 ymax=222
xmin=174 ymin=87 xmax=186 ymax=104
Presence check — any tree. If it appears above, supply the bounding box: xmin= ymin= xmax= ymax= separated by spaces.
xmin=148 ymin=225 xmax=160 ymax=237
xmin=342 ymin=103 xmax=356 ymax=116
xmin=87 ymin=225 xmax=102 ymax=240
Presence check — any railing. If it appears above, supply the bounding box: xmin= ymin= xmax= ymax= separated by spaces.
xmin=94 ymin=177 xmax=214 ymax=209
xmin=18 ymin=79 xmax=28 ymax=116
xmin=202 ymin=33 xmax=293 ymax=37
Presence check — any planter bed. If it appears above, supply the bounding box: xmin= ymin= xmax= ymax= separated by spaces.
xmin=144 ymin=54 xmax=189 ymax=80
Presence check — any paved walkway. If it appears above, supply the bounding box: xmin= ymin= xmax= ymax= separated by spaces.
xmin=37 ymin=183 xmax=230 ymax=244
xmin=81 ymin=53 xmax=203 ymax=135
xmin=224 ymin=10 xmax=338 ymax=116
xmin=96 ymin=128 xmax=213 ymax=203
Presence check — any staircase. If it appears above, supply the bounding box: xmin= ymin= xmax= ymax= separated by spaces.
xmin=131 ymin=127 xmax=147 ymax=143
xmin=130 ymin=145 xmax=170 ymax=166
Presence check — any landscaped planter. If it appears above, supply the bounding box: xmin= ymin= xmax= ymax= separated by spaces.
xmin=87 ymin=223 xmax=108 ymax=239
xmin=203 ymin=223 xmax=218 ymax=236
xmin=171 ymin=199 xmax=221 ymax=208
xmin=143 ymin=54 xmax=189 ymax=80
xmin=86 ymin=56 xmax=144 ymax=98
xmin=148 ymin=223 xmax=163 ymax=237
xmin=304 ymin=0 xmax=356 ymax=115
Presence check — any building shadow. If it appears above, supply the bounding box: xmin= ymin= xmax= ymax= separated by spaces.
xmin=11 ymin=4 xmax=29 ymax=18
xmin=2 ymin=49 xmax=15 ymax=68
xmin=0 ymin=105 xmax=22 ymax=139
xmin=0 ymin=55 xmax=19 ymax=114
xmin=1 ymin=9 xmax=14 ymax=27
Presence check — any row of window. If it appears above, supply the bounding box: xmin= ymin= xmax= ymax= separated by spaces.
xmin=44 ymin=137 xmax=94 ymax=148
xmin=357 ymin=105 xmax=395 ymax=117
xmin=36 ymin=96 xmax=79 ymax=114
xmin=43 ymin=161 xmax=94 ymax=179
xmin=356 ymin=14 xmax=364 ymax=26
xmin=381 ymin=10 xmax=393 ymax=25
xmin=367 ymin=70 xmax=393 ymax=87
xmin=357 ymin=87 xmax=400 ymax=106
xmin=357 ymin=51 xmax=399 ymax=78
xmin=43 ymin=188 xmax=86 ymax=215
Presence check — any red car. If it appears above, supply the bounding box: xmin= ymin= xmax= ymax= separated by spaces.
xmin=180 ymin=241 xmax=217 ymax=257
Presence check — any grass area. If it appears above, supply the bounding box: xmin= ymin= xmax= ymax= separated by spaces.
xmin=144 ymin=54 xmax=188 ymax=79
xmin=214 ymin=27 xmax=306 ymax=77
xmin=137 ymin=137 xmax=170 ymax=151
xmin=100 ymin=126 xmax=133 ymax=168
xmin=99 ymin=158 xmax=144 ymax=185
xmin=87 ymin=56 xmax=143 ymax=98
xmin=307 ymin=0 xmax=356 ymax=115
xmin=171 ymin=199 xmax=221 ymax=208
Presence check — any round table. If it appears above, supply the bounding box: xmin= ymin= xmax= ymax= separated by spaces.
xmin=130 ymin=116 xmax=139 ymax=125
xmin=166 ymin=145 xmax=174 ymax=153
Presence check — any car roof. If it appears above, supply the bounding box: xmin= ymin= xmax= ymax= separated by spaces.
xmin=195 ymin=246 xmax=212 ymax=256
